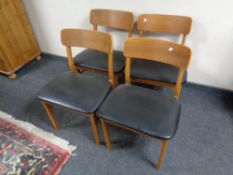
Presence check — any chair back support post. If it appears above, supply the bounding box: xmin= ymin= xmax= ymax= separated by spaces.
xmin=93 ymin=24 xmax=98 ymax=31
xmin=66 ymin=46 xmax=78 ymax=72
xmin=125 ymin=57 xmax=131 ymax=84
xmin=123 ymin=38 xmax=192 ymax=97
xmin=61 ymin=29 xmax=114 ymax=86
xmin=174 ymin=68 xmax=186 ymax=98
xmin=108 ymin=54 xmax=115 ymax=87
xmin=181 ymin=34 xmax=187 ymax=45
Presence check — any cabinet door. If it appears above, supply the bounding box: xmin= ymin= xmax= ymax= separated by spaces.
xmin=0 ymin=0 xmax=40 ymax=73
xmin=0 ymin=48 xmax=8 ymax=71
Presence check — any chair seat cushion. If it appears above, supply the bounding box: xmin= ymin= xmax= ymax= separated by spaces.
xmin=97 ymin=85 xmax=181 ymax=140
xmin=74 ymin=49 xmax=125 ymax=73
xmin=37 ymin=72 xmax=111 ymax=113
xmin=131 ymin=59 xmax=187 ymax=84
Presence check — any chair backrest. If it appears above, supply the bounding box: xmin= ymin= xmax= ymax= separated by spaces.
xmin=123 ymin=38 xmax=192 ymax=97
xmin=137 ymin=14 xmax=192 ymax=44
xmin=61 ymin=29 xmax=115 ymax=86
xmin=90 ymin=9 xmax=134 ymax=37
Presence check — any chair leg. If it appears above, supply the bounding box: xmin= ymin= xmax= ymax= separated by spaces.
xmin=89 ymin=113 xmax=100 ymax=145
xmin=156 ymin=140 xmax=169 ymax=171
xmin=42 ymin=101 xmax=59 ymax=130
xmin=101 ymin=119 xmax=112 ymax=149
xmin=174 ymin=86 xmax=182 ymax=99
xmin=114 ymin=74 xmax=120 ymax=86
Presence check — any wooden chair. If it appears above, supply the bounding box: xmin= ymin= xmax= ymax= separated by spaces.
xmin=131 ymin=14 xmax=192 ymax=97
xmin=97 ymin=38 xmax=191 ymax=170
xmin=37 ymin=29 xmax=114 ymax=144
xmin=72 ymin=9 xmax=134 ymax=85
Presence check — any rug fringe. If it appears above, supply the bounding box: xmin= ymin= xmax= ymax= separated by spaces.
xmin=0 ymin=111 xmax=76 ymax=154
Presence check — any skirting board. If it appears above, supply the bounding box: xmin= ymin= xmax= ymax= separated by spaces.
xmin=184 ymin=82 xmax=233 ymax=98
xmin=42 ymin=52 xmax=233 ymax=99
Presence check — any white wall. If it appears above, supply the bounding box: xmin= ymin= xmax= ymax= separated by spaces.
xmin=23 ymin=0 xmax=233 ymax=90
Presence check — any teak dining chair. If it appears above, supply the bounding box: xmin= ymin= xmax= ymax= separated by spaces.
xmin=132 ymin=14 xmax=192 ymax=97
xmin=37 ymin=29 xmax=114 ymax=144
xmin=97 ymin=38 xmax=191 ymax=170
xmin=72 ymin=9 xmax=134 ymax=86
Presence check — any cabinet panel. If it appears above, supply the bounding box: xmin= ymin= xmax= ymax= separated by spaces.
xmin=0 ymin=0 xmax=40 ymax=77
xmin=0 ymin=48 xmax=7 ymax=71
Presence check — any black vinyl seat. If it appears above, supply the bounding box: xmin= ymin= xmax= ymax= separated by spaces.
xmin=131 ymin=59 xmax=187 ymax=84
xmin=37 ymin=72 xmax=111 ymax=113
xmin=97 ymin=84 xmax=180 ymax=140
xmin=74 ymin=49 xmax=125 ymax=73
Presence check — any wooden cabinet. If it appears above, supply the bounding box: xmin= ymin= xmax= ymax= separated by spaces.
xmin=0 ymin=0 xmax=41 ymax=79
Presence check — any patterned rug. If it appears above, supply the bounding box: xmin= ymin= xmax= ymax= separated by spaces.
xmin=0 ymin=111 xmax=76 ymax=175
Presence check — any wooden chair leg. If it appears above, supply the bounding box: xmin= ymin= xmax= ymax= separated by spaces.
xmin=89 ymin=113 xmax=100 ymax=145
xmin=101 ymin=119 xmax=112 ymax=149
xmin=114 ymin=74 xmax=120 ymax=86
xmin=174 ymin=85 xmax=182 ymax=99
xmin=156 ymin=140 xmax=169 ymax=171
xmin=42 ymin=101 xmax=59 ymax=130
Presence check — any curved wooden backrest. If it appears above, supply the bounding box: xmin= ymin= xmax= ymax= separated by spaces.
xmin=138 ymin=14 xmax=192 ymax=35
xmin=138 ymin=14 xmax=192 ymax=44
xmin=61 ymin=29 xmax=115 ymax=86
xmin=124 ymin=38 xmax=191 ymax=68
xmin=90 ymin=9 xmax=134 ymax=33
xmin=61 ymin=29 xmax=112 ymax=53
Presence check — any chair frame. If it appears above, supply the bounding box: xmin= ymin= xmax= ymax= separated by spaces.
xmin=39 ymin=29 xmax=114 ymax=144
xmin=100 ymin=38 xmax=191 ymax=170
xmin=131 ymin=14 xmax=192 ymax=97
xmin=73 ymin=9 xmax=134 ymax=85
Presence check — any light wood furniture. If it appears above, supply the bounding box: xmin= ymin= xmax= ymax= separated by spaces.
xmin=138 ymin=14 xmax=192 ymax=44
xmin=71 ymin=9 xmax=134 ymax=85
xmin=37 ymin=29 xmax=114 ymax=145
xmin=131 ymin=14 xmax=192 ymax=97
xmin=98 ymin=38 xmax=191 ymax=170
xmin=90 ymin=9 xmax=134 ymax=36
xmin=0 ymin=0 xmax=41 ymax=79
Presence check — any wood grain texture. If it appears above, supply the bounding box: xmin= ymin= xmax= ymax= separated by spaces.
xmin=89 ymin=113 xmax=100 ymax=145
xmin=124 ymin=38 xmax=191 ymax=98
xmin=66 ymin=46 xmax=78 ymax=73
xmin=90 ymin=9 xmax=134 ymax=32
xmin=61 ymin=29 xmax=112 ymax=53
xmin=156 ymin=140 xmax=169 ymax=170
xmin=101 ymin=119 xmax=112 ymax=149
xmin=0 ymin=0 xmax=40 ymax=76
xmin=124 ymin=38 xmax=191 ymax=68
xmin=42 ymin=101 xmax=59 ymax=130
xmin=138 ymin=14 xmax=192 ymax=36
xmin=61 ymin=29 xmax=115 ymax=86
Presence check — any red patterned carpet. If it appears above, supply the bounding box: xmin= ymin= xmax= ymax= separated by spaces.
xmin=0 ymin=111 xmax=76 ymax=175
